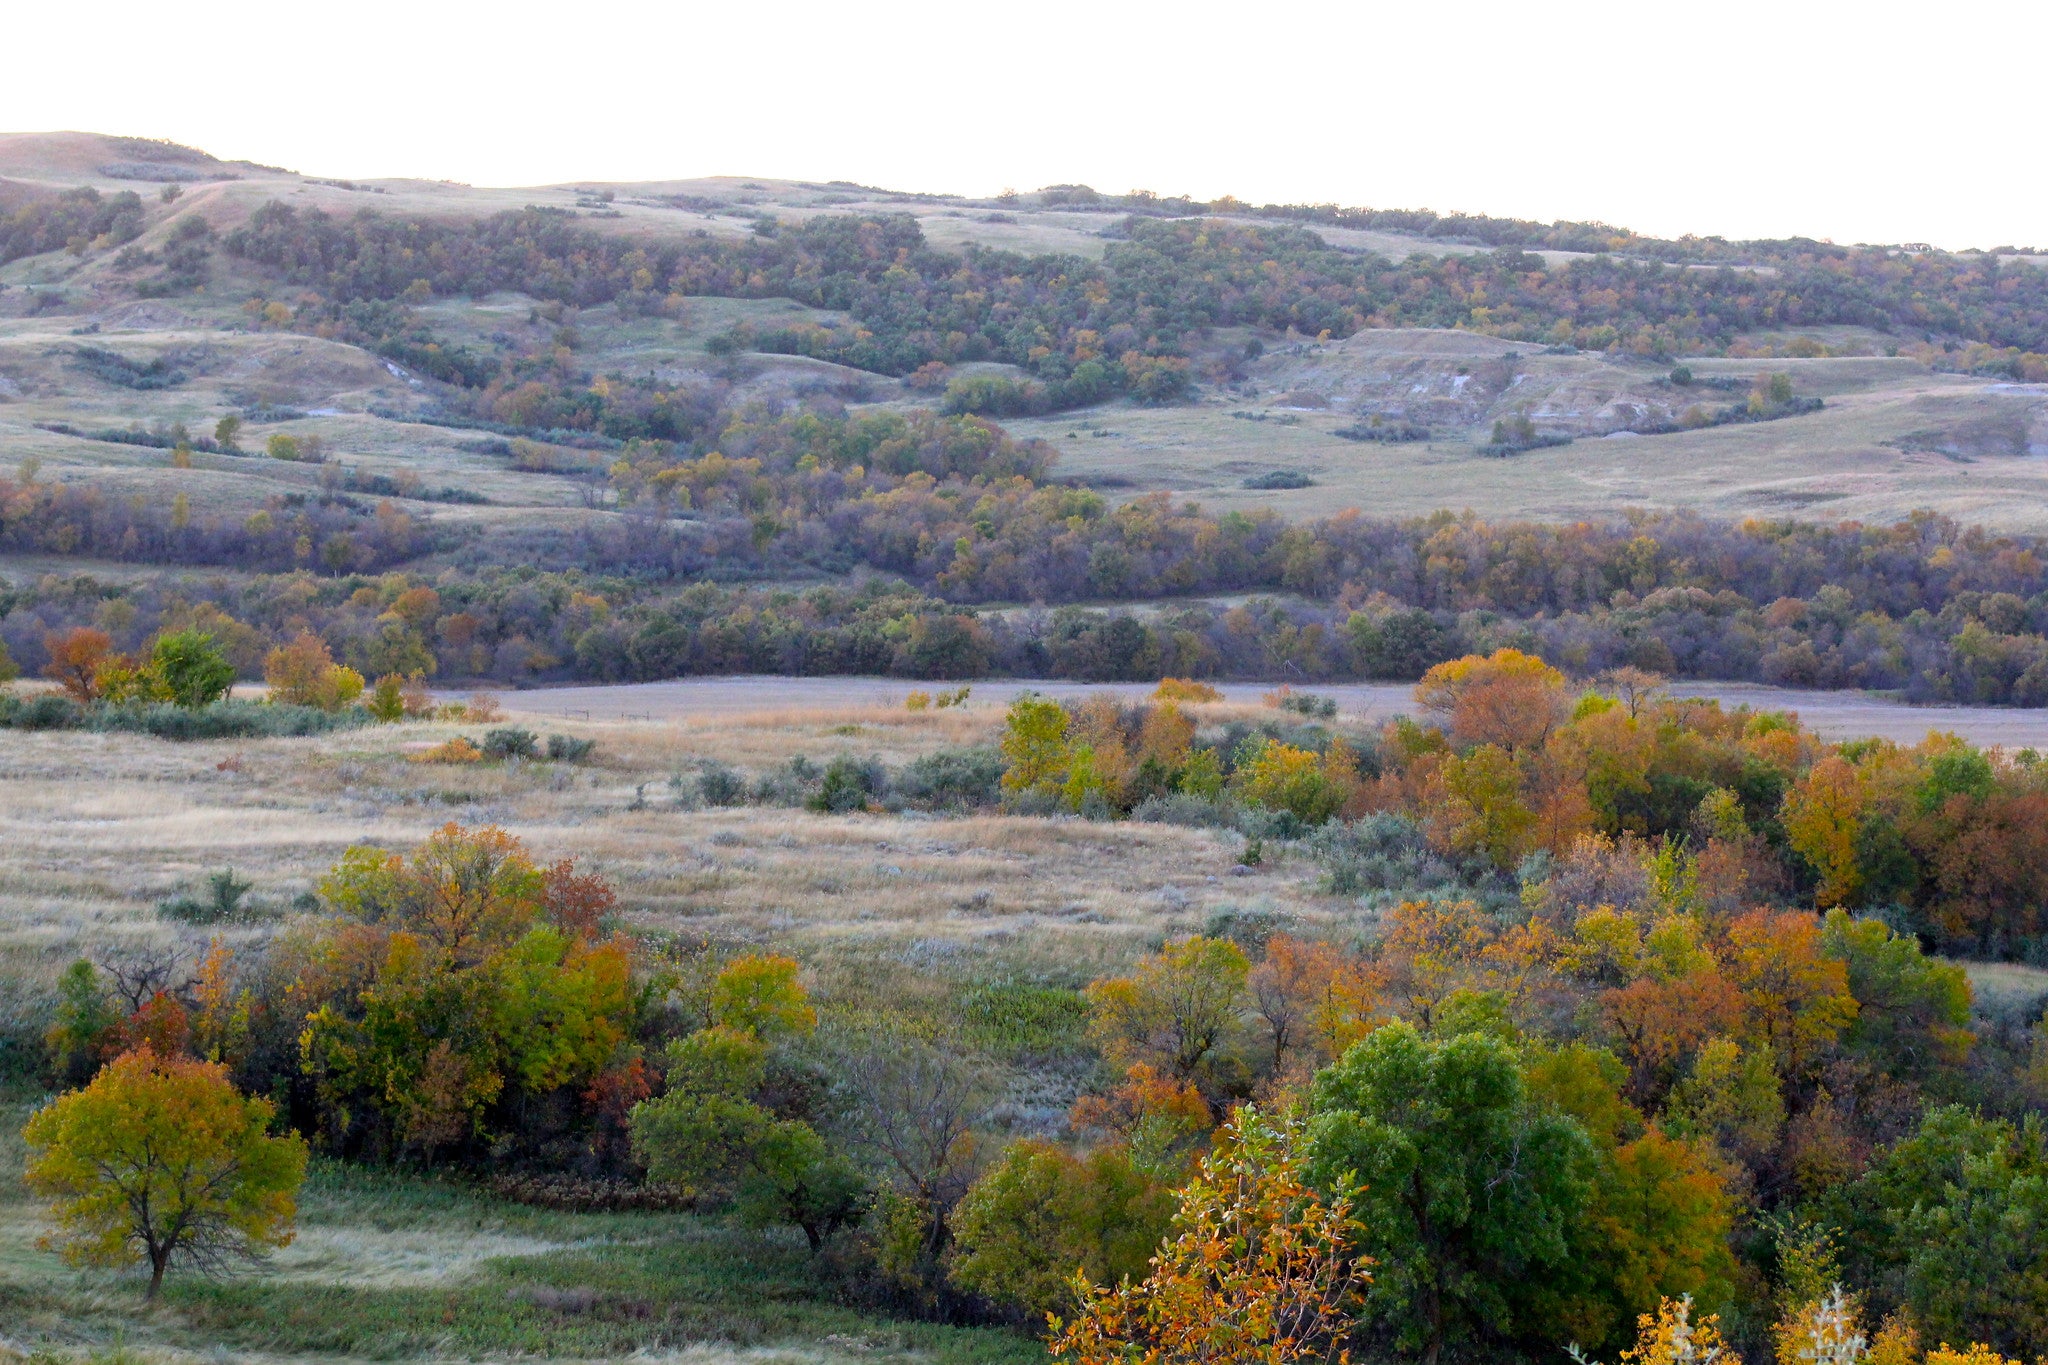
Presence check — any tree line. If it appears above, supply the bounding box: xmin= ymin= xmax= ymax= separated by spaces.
xmin=15 ymin=488 xmax=2048 ymax=703
xmin=219 ymin=203 xmax=2048 ymax=409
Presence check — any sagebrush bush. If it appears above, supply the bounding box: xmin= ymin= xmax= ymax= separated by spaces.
xmin=0 ymin=696 xmax=363 ymax=739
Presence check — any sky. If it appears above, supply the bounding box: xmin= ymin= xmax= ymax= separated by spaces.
xmin=7 ymin=0 xmax=2045 ymax=250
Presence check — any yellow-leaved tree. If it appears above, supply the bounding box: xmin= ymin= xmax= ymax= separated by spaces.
xmin=1049 ymin=1106 xmax=1370 ymax=1365
xmin=23 ymin=1045 xmax=307 ymax=1299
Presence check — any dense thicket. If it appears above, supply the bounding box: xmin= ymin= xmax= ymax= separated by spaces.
xmin=13 ymin=496 xmax=2048 ymax=703
xmin=223 ymin=203 xmax=2048 ymax=388
xmin=0 ymin=186 xmax=146 ymax=265
xmin=0 ymin=471 xmax=430 ymax=574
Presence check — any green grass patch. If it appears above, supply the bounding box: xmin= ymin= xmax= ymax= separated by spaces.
xmin=0 ymin=1130 xmax=1041 ymax=1364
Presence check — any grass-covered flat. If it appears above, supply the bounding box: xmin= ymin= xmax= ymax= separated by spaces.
xmin=0 ymin=1105 xmax=1034 ymax=1365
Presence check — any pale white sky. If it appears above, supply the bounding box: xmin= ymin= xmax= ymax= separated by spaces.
xmin=7 ymin=0 xmax=2044 ymax=250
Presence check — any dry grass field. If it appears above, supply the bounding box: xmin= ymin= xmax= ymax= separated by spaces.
xmin=0 ymin=696 xmax=1334 ymax=1000
xmin=1009 ymin=334 xmax=2048 ymax=527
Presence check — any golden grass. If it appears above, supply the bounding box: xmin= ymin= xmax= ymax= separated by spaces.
xmin=0 ymin=702 xmax=1336 ymax=995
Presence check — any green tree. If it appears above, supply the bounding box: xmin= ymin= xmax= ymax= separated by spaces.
xmin=949 ymin=1139 xmax=1176 ymax=1320
xmin=23 ymin=1045 xmax=307 ymax=1299
xmin=367 ymin=673 xmax=406 ymax=722
xmin=1819 ymin=908 xmax=1973 ymax=1075
xmin=629 ymin=1026 xmax=863 ymax=1251
xmin=709 ymin=953 xmax=816 ymax=1039
xmin=150 ymin=629 xmax=236 ymax=707
xmin=1524 ymin=1045 xmax=1734 ymax=1348
xmin=1829 ymin=1105 xmax=2048 ymax=1356
xmin=213 ymin=414 xmax=242 ymax=451
xmin=44 ymin=959 xmax=119 ymax=1087
xmin=1305 ymin=1022 xmax=1596 ymax=1365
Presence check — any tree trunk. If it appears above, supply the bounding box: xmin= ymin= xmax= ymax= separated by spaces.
xmin=147 ymin=1247 xmax=168 ymax=1300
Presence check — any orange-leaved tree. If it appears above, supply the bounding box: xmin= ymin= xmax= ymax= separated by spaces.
xmin=1049 ymin=1105 xmax=1370 ymax=1365
xmin=1416 ymin=648 xmax=1570 ymax=752
xmin=42 ymin=626 xmax=115 ymax=703
xmin=23 ymin=1045 xmax=307 ymax=1299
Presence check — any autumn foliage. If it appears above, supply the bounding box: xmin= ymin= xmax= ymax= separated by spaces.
xmin=23 ymin=1045 xmax=307 ymax=1298
xmin=1050 ymin=1108 xmax=1370 ymax=1365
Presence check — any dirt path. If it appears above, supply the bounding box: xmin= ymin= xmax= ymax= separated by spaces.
xmin=489 ymin=675 xmax=2048 ymax=748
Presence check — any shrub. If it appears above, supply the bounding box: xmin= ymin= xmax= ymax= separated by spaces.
xmin=1243 ymin=470 xmax=1314 ymax=490
xmin=87 ymin=699 xmax=364 ymax=740
xmin=1273 ymin=689 xmax=1338 ymax=719
xmin=1154 ymin=678 xmax=1222 ymax=703
xmin=5 ymin=693 xmax=83 ymax=730
xmin=158 ymin=868 xmax=258 ymax=924
xmin=940 ymin=374 xmax=1048 ymax=418
xmin=896 ymin=746 xmax=1004 ymax=809
xmin=545 ymin=733 xmax=595 ymax=761
xmin=482 ymin=727 xmax=539 ymax=759
xmin=1130 ymin=792 xmax=1240 ymax=828
xmin=698 ymin=761 xmax=747 ymax=806
xmin=807 ymin=754 xmax=882 ymax=813
xmin=410 ymin=736 xmax=484 ymax=764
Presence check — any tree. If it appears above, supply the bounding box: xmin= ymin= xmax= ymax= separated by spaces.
xmin=629 ymin=1027 xmax=863 ymax=1252
xmin=213 ymin=414 xmax=242 ymax=451
xmin=949 ymin=1139 xmax=1176 ymax=1320
xmin=45 ymin=958 xmax=120 ymax=1086
xmin=319 ymin=823 xmax=543 ymax=962
xmin=42 ymin=626 xmax=115 ymax=703
xmin=23 ymin=1045 xmax=307 ymax=1299
xmin=833 ymin=1033 xmax=989 ymax=1262
xmin=1723 ymin=910 xmax=1858 ymax=1075
xmin=1000 ymin=694 xmax=1071 ymax=798
xmin=710 ymin=953 xmax=816 ymax=1039
xmin=263 ymin=631 xmax=364 ymax=710
xmin=1249 ymin=934 xmax=1381 ymax=1073
xmin=367 ymin=672 xmax=406 ymax=722
xmin=1416 ymin=649 xmax=1569 ymax=751
xmin=1235 ymin=739 xmax=1354 ymax=825
xmin=1086 ymin=936 xmax=1250 ymax=1098
xmin=1524 ymin=1045 xmax=1734 ymax=1348
xmin=1306 ymin=1022 xmax=1597 ymax=1365
xmin=1050 ymin=1107 xmax=1370 ymax=1365
xmin=1784 ymin=756 xmax=1868 ymax=908
xmin=1829 ymin=1105 xmax=2048 ymax=1356
xmin=150 ymin=629 xmax=236 ymax=707
xmin=1819 ymin=909 xmax=1972 ymax=1075
xmin=1432 ymin=743 xmax=1538 ymax=868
